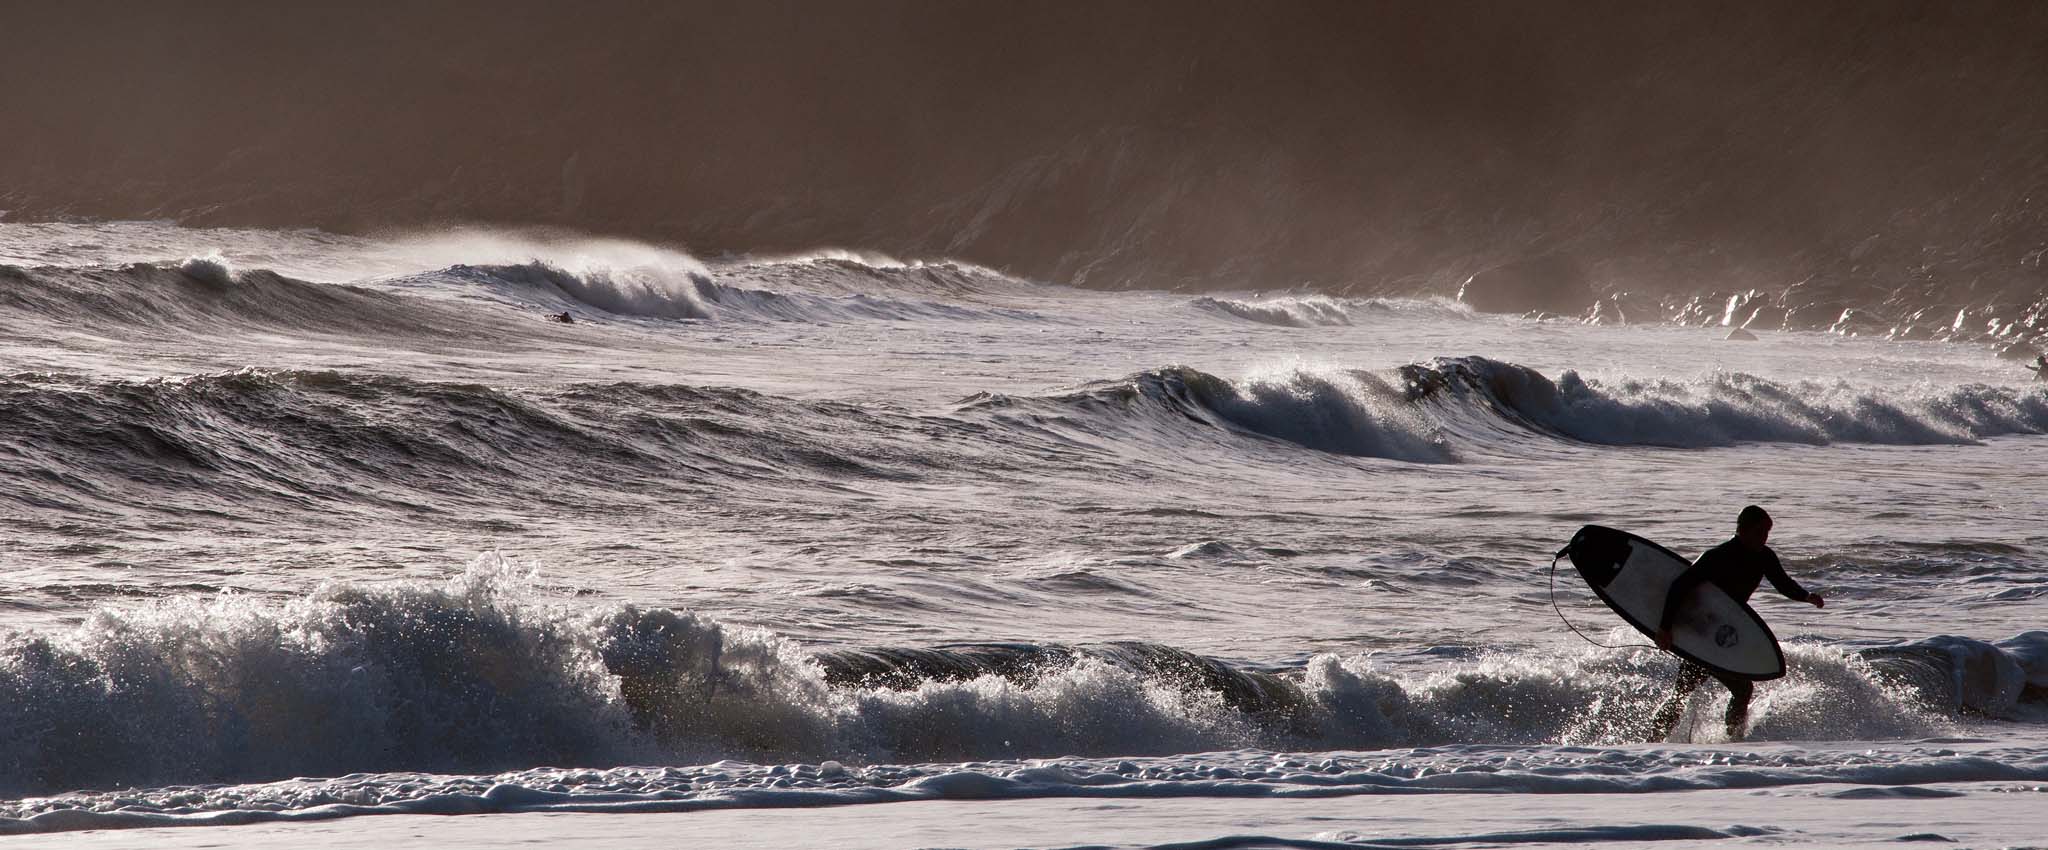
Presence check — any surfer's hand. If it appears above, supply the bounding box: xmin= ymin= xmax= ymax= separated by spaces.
xmin=1808 ymin=594 xmax=1825 ymax=609
xmin=1654 ymin=628 xmax=1673 ymax=651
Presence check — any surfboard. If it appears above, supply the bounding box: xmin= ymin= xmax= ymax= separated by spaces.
xmin=1560 ymin=525 xmax=1785 ymax=681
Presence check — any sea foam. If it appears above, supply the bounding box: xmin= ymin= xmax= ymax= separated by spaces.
xmin=0 ymin=563 xmax=2009 ymax=798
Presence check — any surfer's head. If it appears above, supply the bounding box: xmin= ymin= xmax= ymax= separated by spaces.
xmin=1736 ymin=505 xmax=1772 ymax=549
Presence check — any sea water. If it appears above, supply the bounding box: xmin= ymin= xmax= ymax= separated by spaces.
xmin=0 ymin=222 xmax=2043 ymax=845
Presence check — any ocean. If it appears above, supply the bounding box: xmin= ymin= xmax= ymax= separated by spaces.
xmin=0 ymin=221 xmax=2044 ymax=847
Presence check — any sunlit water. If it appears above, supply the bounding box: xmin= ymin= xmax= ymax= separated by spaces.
xmin=0 ymin=222 xmax=2043 ymax=842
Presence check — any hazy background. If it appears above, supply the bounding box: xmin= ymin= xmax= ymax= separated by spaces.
xmin=5 ymin=0 xmax=2046 ymax=304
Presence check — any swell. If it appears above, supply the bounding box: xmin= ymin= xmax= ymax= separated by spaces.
xmin=0 ymin=370 xmax=958 ymax=517
xmin=962 ymin=357 xmax=2048 ymax=463
xmin=0 ymin=565 xmax=2030 ymax=798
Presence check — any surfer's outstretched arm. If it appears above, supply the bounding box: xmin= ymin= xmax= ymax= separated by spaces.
xmin=1763 ymin=555 xmax=1824 ymax=608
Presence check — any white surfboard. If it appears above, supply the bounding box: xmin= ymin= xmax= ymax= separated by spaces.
xmin=1561 ymin=525 xmax=1785 ymax=681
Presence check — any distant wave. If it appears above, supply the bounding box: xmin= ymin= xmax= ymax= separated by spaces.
xmin=449 ymin=254 xmax=1051 ymax=323
xmin=964 ymin=357 xmax=2048 ymax=464
xmin=1192 ymin=295 xmax=1472 ymax=328
xmin=0 ymin=563 xmax=2029 ymax=806
xmin=0 ymin=249 xmax=1051 ymax=338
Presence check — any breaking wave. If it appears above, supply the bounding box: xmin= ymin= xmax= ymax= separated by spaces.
xmin=966 ymin=357 xmax=2048 ymax=463
xmin=0 ymin=563 xmax=2030 ymax=802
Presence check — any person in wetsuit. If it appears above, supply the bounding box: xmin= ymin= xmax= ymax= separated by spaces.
xmin=1650 ymin=505 xmax=1825 ymax=740
xmin=2027 ymin=355 xmax=2047 ymax=381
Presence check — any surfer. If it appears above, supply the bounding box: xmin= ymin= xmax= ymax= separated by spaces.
xmin=2026 ymin=354 xmax=2047 ymax=380
xmin=1650 ymin=505 xmax=1824 ymax=740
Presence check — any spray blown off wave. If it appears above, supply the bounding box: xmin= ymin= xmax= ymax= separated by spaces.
xmin=2 ymin=563 xmax=2026 ymax=800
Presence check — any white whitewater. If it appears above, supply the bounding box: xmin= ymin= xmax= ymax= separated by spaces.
xmin=0 ymin=222 xmax=2044 ymax=846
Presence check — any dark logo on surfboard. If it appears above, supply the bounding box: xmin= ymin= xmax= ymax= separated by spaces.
xmin=1713 ymin=624 xmax=1739 ymax=647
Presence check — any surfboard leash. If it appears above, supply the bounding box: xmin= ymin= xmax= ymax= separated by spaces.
xmin=1548 ymin=551 xmax=1657 ymax=651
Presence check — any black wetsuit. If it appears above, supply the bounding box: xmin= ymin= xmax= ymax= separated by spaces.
xmin=1651 ymin=538 xmax=1811 ymax=738
xmin=1659 ymin=538 xmax=1811 ymax=631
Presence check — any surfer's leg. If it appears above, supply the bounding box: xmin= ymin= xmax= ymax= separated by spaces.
xmin=1650 ymin=662 xmax=1709 ymax=740
xmin=1721 ymin=677 xmax=1754 ymax=740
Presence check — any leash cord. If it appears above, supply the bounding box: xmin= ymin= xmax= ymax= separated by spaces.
xmin=1549 ymin=553 xmax=1658 ymax=650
